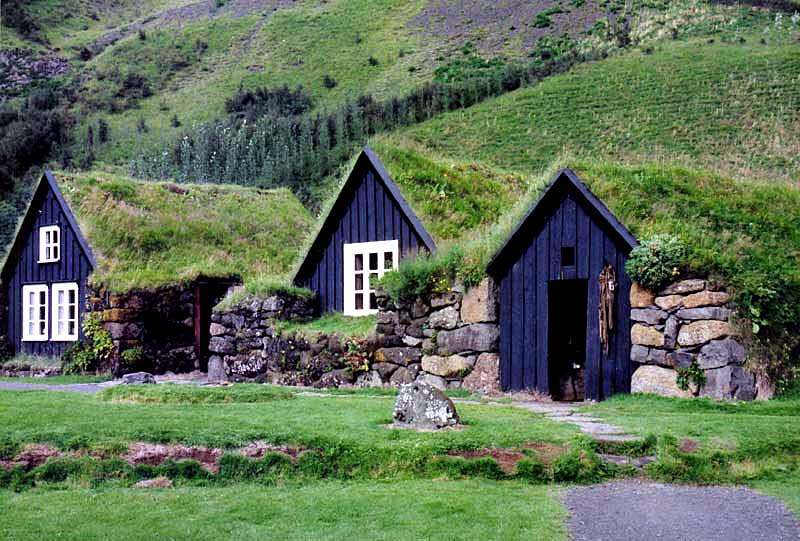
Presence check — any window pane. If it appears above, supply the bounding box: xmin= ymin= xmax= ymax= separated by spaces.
xmin=68 ymin=321 xmax=76 ymax=336
xmin=69 ymin=289 xmax=75 ymax=303
xmin=39 ymin=320 xmax=46 ymax=334
xmin=355 ymin=274 xmax=363 ymax=291
xmin=384 ymin=252 xmax=393 ymax=269
xmin=45 ymin=247 xmax=50 ymax=260
xmin=369 ymin=253 xmax=378 ymax=270
xmin=370 ymin=272 xmax=378 ymax=284
xmin=69 ymin=304 xmax=76 ymax=319
xmin=354 ymin=254 xmax=363 ymax=271
xmin=355 ymin=294 xmax=363 ymax=310
xmin=40 ymin=291 xmax=46 ymax=305
xmin=58 ymin=321 xmax=64 ymax=335
xmin=370 ymin=293 xmax=377 ymax=310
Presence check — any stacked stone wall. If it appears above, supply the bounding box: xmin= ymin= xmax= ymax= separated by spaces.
xmin=88 ymin=284 xmax=198 ymax=375
xmin=629 ymin=278 xmax=757 ymax=400
xmin=372 ymin=279 xmax=501 ymax=395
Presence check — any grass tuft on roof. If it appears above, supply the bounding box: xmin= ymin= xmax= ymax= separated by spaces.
xmin=56 ymin=171 xmax=312 ymax=292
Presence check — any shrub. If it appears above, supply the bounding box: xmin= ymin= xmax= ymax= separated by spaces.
xmin=515 ymin=458 xmax=548 ymax=483
xmin=224 ymin=84 xmax=313 ymax=119
xmin=62 ymin=315 xmax=114 ymax=374
xmin=378 ymin=247 xmax=464 ymax=302
xmin=625 ymin=234 xmax=686 ymax=290
xmin=551 ymin=446 xmax=606 ymax=484
xmin=323 ymin=75 xmax=338 ymax=89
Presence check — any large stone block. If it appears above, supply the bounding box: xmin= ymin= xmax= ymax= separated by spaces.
xmin=700 ymin=365 xmax=756 ymax=400
xmin=676 ymin=307 xmax=731 ymax=321
xmin=207 ymin=356 xmax=227 ymax=383
xmin=209 ymin=323 xmax=227 ymax=336
xmin=654 ymin=295 xmax=683 ymax=311
xmin=437 ymin=324 xmax=499 ymax=355
xmin=630 ymin=344 xmax=649 ymax=364
xmin=430 ymin=291 xmax=461 ymax=308
xmin=428 ymin=306 xmax=460 ymax=330
xmin=209 ymin=336 xmax=235 ymax=355
xmin=390 ymin=366 xmax=415 ymax=386
xmin=630 ymin=283 xmax=655 ymax=308
xmin=462 ymin=353 xmax=500 ymax=395
xmin=373 ymin=362 xmax=399 ymax=380
xmin=630 ymin=308 xmax=668 ymax=325
xmin=374 ymin=347 xmax=421 ymax=367
xmin=105 ymin=322 xmax=143 ymax=340
xmin=631 ymin=324 xmax=665 ymax=347
xmin=696 ymin=338 xmax=746 ymax=370
xmin=421 ymin=354 xmax=473 ymax=377
xmin=658 ymin=279 xmax=706 ymax=296
xmin=416 ymin=372 xmax=446 ymax=390
xmin=460 ymin=279 xmax=497 ymax=323
xmin=682 ymin=291 xmax=730 ymax=309
xmin=631 ymin=365 xmax=693 ymax=398
xmin=677 ymin=320 xmax=733 ymax=347
xmin=664 ymin=315 xmax=679 ymax=349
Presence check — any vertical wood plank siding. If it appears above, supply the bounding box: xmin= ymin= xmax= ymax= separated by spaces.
xmin=4 ymin=184 xmax=93 ymax=357
xmin=296 ymin=163 xmax=430 ymax=313
xmin=494 ymin=188 xmax=633 ymax=401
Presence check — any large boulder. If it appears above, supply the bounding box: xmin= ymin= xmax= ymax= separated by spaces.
xmin=631 ymin=365 xmax=692 ymax=398
xmin=122 ymin=372 xmax=156 ymax=385
xmin=630 ymin=283 xmax=655 ymax=308
xmin=682 ymin=291 xmax=730 ymax=309
xmin=437 ymin=324 xmax=499 ymax=354
xmin=659 ymin=279 xmax=706 ymax=296
xmin=393 ymin=382 xmax=460 ymax=429
xmin=630 ymin=308 xmax=668 ymax=325
xmin=462 ymin=353 xmax=500 ymax=395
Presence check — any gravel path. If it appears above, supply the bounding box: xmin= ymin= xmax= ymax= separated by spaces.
xmin=0 ymin=381 xmax=119 ymax=393
xmin=565 ymin=480 xmax=800 ymax=541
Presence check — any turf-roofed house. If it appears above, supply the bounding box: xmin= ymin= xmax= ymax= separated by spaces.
xmin=487 ymin=169 xmax=638 ymax=402
xmin=294 ymin=146 xmax=436 ymax=316
xmin=0 ymin=171 xmax=311 ymax=374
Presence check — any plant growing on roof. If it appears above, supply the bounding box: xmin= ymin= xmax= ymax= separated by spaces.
xmin=624 ymin=234 xmax=686 ymax=291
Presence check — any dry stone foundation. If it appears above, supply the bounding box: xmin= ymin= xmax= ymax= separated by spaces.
xmin=373 ymin=278 xmax=501 ymax=394
xmin=629 ymin=278 xmax=757 ymax=400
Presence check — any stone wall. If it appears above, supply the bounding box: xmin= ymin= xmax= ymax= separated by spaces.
xmin=88 ymin=284 xmax=198 ymax=375
xmin=629 ymin=278 xmax=757 ymax=400
xmin=209 ymin=292 xmax=373 ymax=387
xmin=372 ymin=279 xmax=501 ymax=395
xmin=209 ymin=281 xmax=502 ymax=394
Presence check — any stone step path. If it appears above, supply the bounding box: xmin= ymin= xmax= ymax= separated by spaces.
xmin=509 ymin=401 xmax=643 ymax=443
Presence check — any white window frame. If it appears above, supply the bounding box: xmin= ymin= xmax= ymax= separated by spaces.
xmin=52 ymin=283 xmax=80 ymax=342
xmin=22 ymin=284 xmax=49 ymax=342
xmin=343 ymin=240 xmax=399 ymax=317
xmin=38 ymin=225 xmax=61 ymax=263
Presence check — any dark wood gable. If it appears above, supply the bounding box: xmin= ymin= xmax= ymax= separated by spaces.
xmin=487 ymin=168 xmax=638 ymax=401
xmin=294 ymin=146 xmax=436 ymax=313
xmin=1 ymin=171 xmax=96 ymax=357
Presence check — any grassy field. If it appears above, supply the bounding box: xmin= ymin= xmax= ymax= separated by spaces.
xmin=0 ymin=388 xmax=577 ymax=454
xmin=394 ymin=37 xmax=800 ymax=183
xmin=0 ymin=480 xmax=567 ymax=540
xmin=54 ymin=171 xmax=312 ymax=290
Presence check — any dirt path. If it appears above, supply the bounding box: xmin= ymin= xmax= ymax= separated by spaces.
xmin=565 ymin=480 xmax=800 ymax=541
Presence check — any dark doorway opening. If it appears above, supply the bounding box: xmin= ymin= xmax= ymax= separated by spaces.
xmin=548 ymin=280 xmax=588 ymax=401
xmin=194 ymin=278 xmax=238 ymax=371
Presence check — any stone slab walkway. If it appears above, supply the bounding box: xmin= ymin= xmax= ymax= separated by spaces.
xmin=508 ymin=401 xmax=642 ymax=442
xmin=565 ymin=480 xmax=800 ymax=541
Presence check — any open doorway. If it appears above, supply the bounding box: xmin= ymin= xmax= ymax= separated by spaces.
xmin=548 ymin=280 xmax=588 ymax=401
xmin=194 ymin=278 xmax=238 ymax=371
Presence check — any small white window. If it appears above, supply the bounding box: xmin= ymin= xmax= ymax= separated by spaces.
xmin=22 ymin=284 xmax=49 ymax=342
xmin=52 ymin=283 xmax=79 ymax=341
xmin=38 ymin=225 xmax=61 ymax=263
xmin=343 ymin=240 xmax=399 ymax=316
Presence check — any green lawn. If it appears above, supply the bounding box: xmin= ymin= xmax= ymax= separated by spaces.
xmin=0 ymin=480 xmax=567 ymax=540
xmin=581 ymin=394 xmax=800 ymax=450
xmin=0 ymin=388 xmax=577 ymax=456
xmin=753 ymin=471 xmax=800 ymax=516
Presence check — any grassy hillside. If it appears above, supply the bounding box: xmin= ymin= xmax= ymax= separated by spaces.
xmin=57 ymin=171 xmax=312 ymax=291
xmin=394 ymin=38 xmax=800 ymax=183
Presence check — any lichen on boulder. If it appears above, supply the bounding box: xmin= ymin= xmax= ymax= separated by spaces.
xmin=392 ymin=382 xmax=460 ymax=430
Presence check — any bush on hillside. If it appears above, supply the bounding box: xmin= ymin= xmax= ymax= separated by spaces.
xmin=225 ymin=84 xmax=313 ymax=120
xmin=625 ymin=234 xmax=686 ymax=291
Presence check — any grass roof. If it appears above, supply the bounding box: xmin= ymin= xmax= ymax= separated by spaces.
xmin=56 ymin=171 xmax=312 ymax=292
